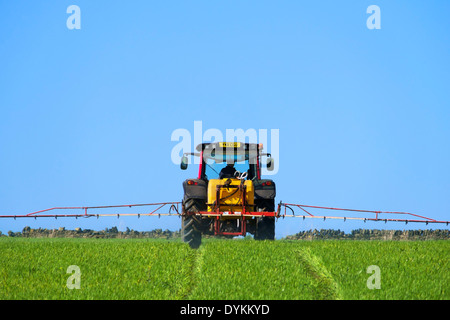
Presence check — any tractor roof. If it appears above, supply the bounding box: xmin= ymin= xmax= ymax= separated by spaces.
xmin=195 ymin=142 xmax=261 ymax=152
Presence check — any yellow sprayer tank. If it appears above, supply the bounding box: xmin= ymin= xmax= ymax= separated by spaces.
xmin=207 ymin=179 xmax=254 ymax=213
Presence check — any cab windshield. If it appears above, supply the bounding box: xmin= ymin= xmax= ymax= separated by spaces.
xmin=203 ymin=153 xmax=257 ymax=180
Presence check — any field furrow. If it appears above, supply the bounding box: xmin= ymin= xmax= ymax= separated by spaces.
xmin=189 ymin=240 xmax=337 ymax=299
xmin=294 ymin=247 xmax=342 ymax=300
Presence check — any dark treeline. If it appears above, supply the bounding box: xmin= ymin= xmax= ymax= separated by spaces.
xmin=1 ymin=227 xmax=449 ymax=240
xmin=2 ymin=226 xmax=180 ymax=239
xmin=283 ymin=228 xmax=450 ymax=240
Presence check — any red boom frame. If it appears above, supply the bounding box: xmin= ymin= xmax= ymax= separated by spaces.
xmin=279 ymin=203 xmax=449 ymax=225
xmin=0 ymin=202 xmax=181 ymax=219
xmin=0 ymin=201 xmax=447 ymax=227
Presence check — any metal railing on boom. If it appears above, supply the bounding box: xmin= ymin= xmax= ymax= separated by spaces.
xmin=278 ymin=202 xmax=449 ymax=225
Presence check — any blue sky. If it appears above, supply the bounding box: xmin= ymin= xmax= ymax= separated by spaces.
xmin=0 ymin=1 xmax=449 ymax=238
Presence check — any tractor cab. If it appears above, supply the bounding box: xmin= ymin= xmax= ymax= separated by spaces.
xmin=181 ymin=142 xmax=274 ymax=180
xmin=180 ymin=142 xmax=277 ymax=248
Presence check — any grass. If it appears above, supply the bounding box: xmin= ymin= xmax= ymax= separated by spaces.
xmin=0 ymin=238 xmax=193 ymax=299
xmin=304 ymin=240 xmax=450 ymax=299
xmin=189 ymin=240 xmax=338 ymax=299
xmin=0 ymin=238 xmax=448 ymax=300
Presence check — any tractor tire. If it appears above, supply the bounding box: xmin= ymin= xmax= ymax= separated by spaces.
xmin=183 ymin=198 xmax=206 ymax=214
xmin=182 ymin=198 xmax=206 ymax=249
xmin=254 ymin=217 xmax=275 ymax=240
xmin=182 ymin=215 xmax=201 ymax=249
xmin=254 ymin=199 xmax=275 ymax=241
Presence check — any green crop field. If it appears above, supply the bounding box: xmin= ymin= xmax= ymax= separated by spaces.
xmin=0 ymin=238 xmax=448 ymax=300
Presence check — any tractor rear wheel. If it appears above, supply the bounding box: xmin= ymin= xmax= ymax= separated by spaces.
xmin=183 ymin=198 xmax=207 ymax=214
xmin=182 ymin=198 xmax=206 ymax=249
xmin=254 ymin=199 xmax=275 ymax=241
xmin=182 ymin=215 xmax=201 ymax=249
xmin=254 ymin=217 xmax=275 ymax=240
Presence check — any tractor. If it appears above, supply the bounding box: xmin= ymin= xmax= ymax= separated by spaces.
xmin=1 ymin=141 xmax=448 ymax=245
xmin=180 ymin=142 xmax=277 ymax=248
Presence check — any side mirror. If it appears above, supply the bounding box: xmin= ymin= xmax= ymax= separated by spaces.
xmin=180 ymin=155 xmax=188 ymax=170
xmin=266 ymin=157 xmax=274 ymax=171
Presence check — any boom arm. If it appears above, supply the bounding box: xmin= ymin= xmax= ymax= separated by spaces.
xmin=0 ymin=201 xmax=448 ymax=226
xmin=278 ymin=203 xmax=449 ymax=225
